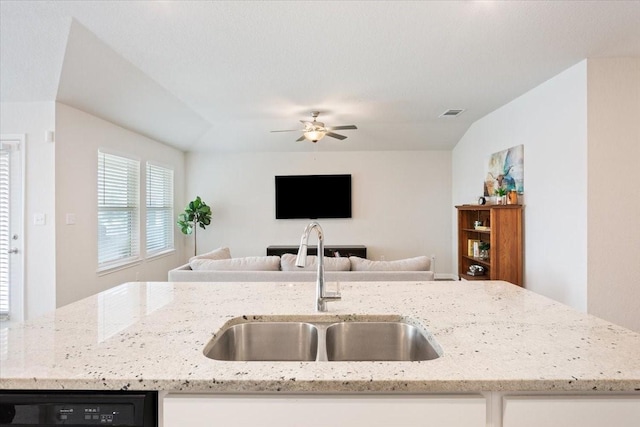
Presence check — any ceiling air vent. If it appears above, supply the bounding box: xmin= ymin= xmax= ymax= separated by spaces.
xmin=439 ymin=109 xmax=465 ymax=118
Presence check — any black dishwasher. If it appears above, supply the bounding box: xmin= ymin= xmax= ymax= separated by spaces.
xmin=0 ymin=390 xmax=157 ymax=426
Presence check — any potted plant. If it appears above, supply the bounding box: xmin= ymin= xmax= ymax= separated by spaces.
xmin=478 ymin=241 xmax=490 ymax=260
xmin=495 ymin=187 xmax=507 ymax=204
xmin=177 ymin=196 xmax=212 ymax=256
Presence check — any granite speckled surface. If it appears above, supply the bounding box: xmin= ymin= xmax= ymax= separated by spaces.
xmin=1 ymin=280 xmax=639 ymax=393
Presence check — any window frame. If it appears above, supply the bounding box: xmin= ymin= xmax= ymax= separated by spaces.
xmin=145 ymin=161 xmax=175 ymax=259
xmin=97 ymin=150 xmax=141 ymax=273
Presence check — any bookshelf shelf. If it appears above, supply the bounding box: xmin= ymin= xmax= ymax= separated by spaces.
xmin=462 ymin=255 xmax=491 ymax=267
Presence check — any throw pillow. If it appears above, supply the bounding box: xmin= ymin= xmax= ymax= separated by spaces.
xmin=189 ymin=247 xmax=232 ymax=263
xmin=349 ymin=256 xmax=431 ymax=271
xmin=281 ymin=253 xmax=351 ymax=271
xmin=190 ymin=256 xmax=280 ymax=271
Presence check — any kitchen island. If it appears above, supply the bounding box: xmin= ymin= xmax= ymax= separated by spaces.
xmin=1 ymin=280 xmax=639 ymax=425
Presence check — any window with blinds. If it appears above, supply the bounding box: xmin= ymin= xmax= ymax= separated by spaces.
xmin=0 ymin=149 xmax=10 ymax=318
xmin=97 ymin=151 xmax=140 ymax=271
xmin=146 ymin=162 xmax=174 ymax=256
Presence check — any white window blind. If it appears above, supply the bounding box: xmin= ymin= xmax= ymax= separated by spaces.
xmin=146 ymin=162 xmax=174 ymax=256
xmin=0 ymin=149 xmax=9 ymax=318
xmin=98 ymin=151 xmax=140 ymax=270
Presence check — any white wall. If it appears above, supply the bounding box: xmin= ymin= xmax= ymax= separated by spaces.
xmin=185 ymin=150 xmax=452 ymax=275
xmin=587 ymin=58 xmax=640 ymax=333
xmin=0 ymin=102 xmax=56 ymax=320
xmin=452 ymin=61 xmax=588 ymax=311
xmin=55 ymin=103 xmax=186 ymax=308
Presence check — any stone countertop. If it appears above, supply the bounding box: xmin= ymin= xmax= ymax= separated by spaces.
xmin=1 ymin=280 xmax=639 ymax=393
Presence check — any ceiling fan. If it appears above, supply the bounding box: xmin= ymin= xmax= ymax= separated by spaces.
xmin=271 ymin=111 xmax=358 ymax=143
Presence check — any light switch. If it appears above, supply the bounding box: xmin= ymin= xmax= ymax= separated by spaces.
xmin=65 ymin=213 xmax=76 ymax=225
xmin=33 ymin=213 xmax=46 ymax=226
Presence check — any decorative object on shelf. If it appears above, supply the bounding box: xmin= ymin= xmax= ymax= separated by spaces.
xmin=495 ymin=187 xmax=507 ymax=205
xmin=473 ymin=241 xmax=480 ymax=258
xmin=484 ymin=144 xmax=524 ymax=197
xmin=177 ymin=196 xmax=212 ymax=256
xmin=467 ymin=264 xmax=485 ymax=276
xmin=467 ymin=239 xmax=480 ymax=257
xmin=478 ymin=241 xmax=490 ymax=260
xmin=477 ymin=196 xmax=486 ymax=205
xmin=507 ymin=189 xmax=518 ymax=205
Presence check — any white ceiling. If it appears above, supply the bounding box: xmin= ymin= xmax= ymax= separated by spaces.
xmin=2 ymin=1 xmax=639 ymax=153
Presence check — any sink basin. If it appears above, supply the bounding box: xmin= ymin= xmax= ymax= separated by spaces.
xmin=204 ymin=319 xmax=440 ymax=362
xmin=204 ymin=322 xmax=318 ymax=361
xmin=325 ymin=321 xmax=439 ymax=361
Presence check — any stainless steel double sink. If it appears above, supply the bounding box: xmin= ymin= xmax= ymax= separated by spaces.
xmin=203 ymin=319 xmax=441 ymax=362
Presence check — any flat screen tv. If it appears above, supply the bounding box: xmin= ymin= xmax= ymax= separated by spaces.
xmin=275 ymin=174 xmax=352 ymax=219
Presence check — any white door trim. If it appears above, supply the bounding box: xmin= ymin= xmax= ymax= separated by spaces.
xmin=0 ymin=134 xmax=26 ymax=323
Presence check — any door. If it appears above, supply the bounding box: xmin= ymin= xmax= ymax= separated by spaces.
xmin=0 ymin=135 xmax=24 ymax=322
xmin=163 ymin=394 xmax=487 ymax=427
xmin=502 ymin=395 xmax=640 ymax=427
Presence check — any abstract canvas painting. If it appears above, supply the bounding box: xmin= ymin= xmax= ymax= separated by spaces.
xmin=484 ymin=145 xmax=524 ymax=196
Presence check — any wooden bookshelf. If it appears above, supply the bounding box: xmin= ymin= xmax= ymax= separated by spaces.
xmin=456 ymin=205 xmax=523 ymax=286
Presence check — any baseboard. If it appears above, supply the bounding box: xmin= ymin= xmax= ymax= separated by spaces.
xmin=434 ymin=273 xmax=457 ymax=281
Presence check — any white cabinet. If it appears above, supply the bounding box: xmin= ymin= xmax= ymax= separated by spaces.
xmin=163 ymin=392 xmax=640 ymax=427
xmin=163 ymin=394 xmax=486 ymax=427
xmin=502 ymin=396 xmax=640 ymax=427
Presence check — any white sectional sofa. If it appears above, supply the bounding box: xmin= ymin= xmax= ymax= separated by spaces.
xmin=168 ymin=248 xmax=435 ymax=282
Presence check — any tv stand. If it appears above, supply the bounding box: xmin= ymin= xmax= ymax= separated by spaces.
xmin=266 ymin=245 xmax=367 ymax=259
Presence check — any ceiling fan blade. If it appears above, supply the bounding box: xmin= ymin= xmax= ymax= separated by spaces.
xmin=329 ymin=125 xmax=357 ymax=130
xmin=271 ymin=129 xmax=300 ymax=133
xmin=296 ymin=135 xmax=306 ymax=142
xmin=326 ymin=132 xmax=347 ymax=140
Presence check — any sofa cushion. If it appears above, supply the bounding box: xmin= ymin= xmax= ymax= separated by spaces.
xmin=281 ymin=253 xmax=351 ymax=271
xmin=190 ymin=256 xmax=281 ymax=271
xmin=349 ymin=256 xmax=431 ymax=271
xmin=189 ymin=247 xmax=231 ymax=263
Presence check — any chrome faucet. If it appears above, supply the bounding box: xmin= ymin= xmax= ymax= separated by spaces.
xmin=295 ymin=221 xmax=341 ymax=312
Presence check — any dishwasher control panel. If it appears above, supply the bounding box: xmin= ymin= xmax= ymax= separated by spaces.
xmin=0 ymin=391 xmax=157 ymax=426
xmin=54 ymin=403 xmax=133 ymax=424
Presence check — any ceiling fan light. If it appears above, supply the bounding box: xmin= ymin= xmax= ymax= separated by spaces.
xmin=303 ymin=129 xmax=326 ymax=142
